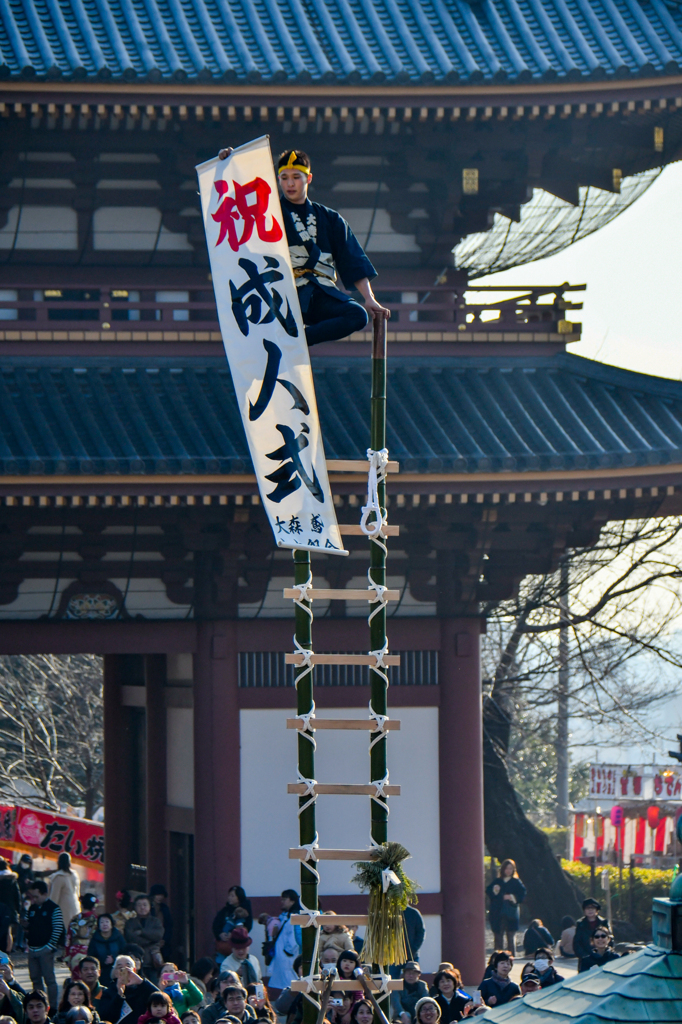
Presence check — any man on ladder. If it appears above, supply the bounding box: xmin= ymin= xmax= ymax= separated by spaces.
xmin=219 ymin=147 xmax=390 ymax=346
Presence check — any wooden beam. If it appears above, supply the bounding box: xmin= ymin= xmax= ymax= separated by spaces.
xmin=284 ymin=653 xmax=401 ymax=667
xmin=338 ymin=524 xmax=399 ymax=536
xmin=289 ymin=848 xmax=378 ymax=860
xmin=282 ymin=588 xmax=401 ymax=601
xmin=286 ymin=719 xmax=401 ymax=731
xmin=290 ymin=915 xmax=369 ymax=927
xmin=287 ymin=783 xmax=401 ymax=796
xmin=327 ymin=460 xmax=399 ymax=472
xmin=291 ymin=980 xmax=403 ymax=992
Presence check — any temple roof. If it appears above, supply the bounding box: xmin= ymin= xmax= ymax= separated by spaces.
xmin=2 ymin=352 xmax=682 ymax=477
xmin=2 ymin=0 xmax=682 ymax=86
xmin=486 ymin=943 xmax=682 ymax=1023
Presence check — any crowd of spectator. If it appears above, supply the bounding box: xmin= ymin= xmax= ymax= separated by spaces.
xmin=0 ymin=853 xmax=628 ymax=1024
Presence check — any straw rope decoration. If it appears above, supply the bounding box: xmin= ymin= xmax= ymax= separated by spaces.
xmin=351 ymin=842 xmax=419 ymax=967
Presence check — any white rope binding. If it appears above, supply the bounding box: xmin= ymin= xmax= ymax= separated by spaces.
xmin=299 ymin=831 xmax=320 ymax=883
xmin=298 ymin=901 xmax=322 ymax=1008
xmin=368 ymin=701 xmax=389 ymax=751
xmin=296 ymin=769 xmax=318 ymax=816
xmin=369 ymin=638 xmax=390 ymax=688
xmin=360 ymin=448 xmax=389 ymax=541
xmin=370 ymin=769 xmax=391 ymax=816
xmin=296 ymin=699 xmax=317 ymax=750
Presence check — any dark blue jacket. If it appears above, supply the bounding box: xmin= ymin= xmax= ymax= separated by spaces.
xmin=485 ymin=876 xmax=526 ymax=932
xmin=87 ymin=926 xmax=127 ymax=985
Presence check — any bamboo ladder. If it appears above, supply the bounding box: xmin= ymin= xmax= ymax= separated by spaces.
xmin=284 ymin=317 xmax=402 ymax=1018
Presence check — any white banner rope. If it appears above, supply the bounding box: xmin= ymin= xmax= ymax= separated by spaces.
xmin=360 ymin=448 xmax=389 ymax=540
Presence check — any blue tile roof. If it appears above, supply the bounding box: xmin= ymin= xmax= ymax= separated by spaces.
xmin=2 ymin=352 xmax=682 ymax=476
xmin=1 ymin=0 xmax=682 ymax=85
xmin=486 ymin=943 xmax=682 ymax=1024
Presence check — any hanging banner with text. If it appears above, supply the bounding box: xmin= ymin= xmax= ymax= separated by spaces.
xmin=0 ymin=804 xmax=104 ymax=868
xmin=196 ymin=137 xmax=346 ymax=555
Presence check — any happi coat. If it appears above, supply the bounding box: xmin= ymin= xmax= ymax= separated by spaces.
xmin=279 ymin=196 xmax=376 ymax=312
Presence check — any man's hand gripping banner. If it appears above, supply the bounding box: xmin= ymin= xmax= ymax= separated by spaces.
xmin=196 ymin=137 xmax=346 ymax=554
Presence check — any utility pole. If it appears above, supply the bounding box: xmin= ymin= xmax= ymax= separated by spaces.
xmin=556 ymin=556 xmax=570 ymax=827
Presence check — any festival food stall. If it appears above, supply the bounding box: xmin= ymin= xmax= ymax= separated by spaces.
xmin=0 ymin=804 xmax=103 ymax=882
xmin=571 ymin=764 xmax=682 ymax=865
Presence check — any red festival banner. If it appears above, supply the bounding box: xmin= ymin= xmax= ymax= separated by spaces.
xmin=0 ymin=805 xmax=103 ymax=868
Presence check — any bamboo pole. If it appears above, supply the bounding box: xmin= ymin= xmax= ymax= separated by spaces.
xmin=294 ymin=548 xmax=318 ymax=1024
xmin=369 ymin=313 xmax=388 ymax=847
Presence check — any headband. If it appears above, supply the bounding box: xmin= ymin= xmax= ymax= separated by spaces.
xmin=278 ymin=152 xmax=310 ymax=175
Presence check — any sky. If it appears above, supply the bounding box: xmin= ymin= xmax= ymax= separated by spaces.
xmin=475 ymin=160 xmax=682 ymax=381
xmin=476 ymin=161 xmax=682 ymax=766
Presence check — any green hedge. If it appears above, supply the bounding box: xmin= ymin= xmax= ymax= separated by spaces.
xmin=561 ymin=859 xmax=674 ymax=936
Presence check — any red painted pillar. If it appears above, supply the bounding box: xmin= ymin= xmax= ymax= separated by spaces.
xmin=103 ymin=655 xmax=135 ymax=912
xmin=145 ymin=654 xmax=169 ymax=890
xmin=193 ymin=621 xmax=240 ymax=956
xmin=439 ymin=617 xmax=486 ymax=984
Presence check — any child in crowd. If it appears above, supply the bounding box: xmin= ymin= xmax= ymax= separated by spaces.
xmin=158 ymin=964 xmax=203 ymax=1016
xmin=318 ymin=914 xmax=353 ymax=956
xmin=138 ymin=992 xmax=182 ymax=1024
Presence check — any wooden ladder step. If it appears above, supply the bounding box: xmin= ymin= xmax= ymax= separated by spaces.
xmin=327 ymin=460 xmax=399 ymax=473
xmin=289 ymin=848 xmax=378 ymax=861
xmin=291 ymin=913 xmax=369 ymax=926
xmin=287 ymin=719 xmax=400 ymax=731
xmin=283 ymin=588 xmax=401 ymax=601
xmin=291 ymin=979 xmax=403 ymax=992
xmin=285 ymin=653 xmax=401 ymax=667
xmin=339 ymin=524 xmax=400 ymax=536
xmin=288 ymin=783 xmax=400 ymax=796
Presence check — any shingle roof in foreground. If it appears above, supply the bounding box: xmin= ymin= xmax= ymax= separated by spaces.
xmin=2 ymin=0 xmax=682 ymax=86
xmin=2 ymin=352 xmax=682 ymax=476
xmin=486 ymin=943 xmax=682 ymax=1023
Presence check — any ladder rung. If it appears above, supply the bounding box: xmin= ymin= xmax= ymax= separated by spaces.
xmin=285 ymin=653 xmax=401 ymax=667
xmin=327 ymin=460 xmax=399 ymax=473
xmin=283 ymin=588 xmax=401 ymax=601
xmin=291 ymin=979 xmax=403 ymax=992
xmin=287 ymin=719 xmax=400 ymax=731
xmin=289 ymin=848 xmax=378 ymax=861
xmin=288 ymin=783 xmax=400 ymax=796
xmin=339 ymin=524 xmax=400 ymax=536
xmin=291 ymin=914 xmax=369 ymax=927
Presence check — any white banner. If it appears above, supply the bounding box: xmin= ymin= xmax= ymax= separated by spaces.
xmin=196 ymin=137 xmax=346 ymax=555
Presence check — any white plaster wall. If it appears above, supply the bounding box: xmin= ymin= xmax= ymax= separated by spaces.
xmin=167 ymin=707 xmax=194 ymax=808
xmin=240 ymin=707 xmax=440 ymax=899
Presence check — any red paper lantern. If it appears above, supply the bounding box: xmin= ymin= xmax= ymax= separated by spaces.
xmin=610 ymin=805 xmax=624 ymax=827
xmin=647 ymin=805 xmax=660 ymax=829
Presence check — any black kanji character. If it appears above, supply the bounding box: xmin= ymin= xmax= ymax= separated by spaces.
xmin=249 ymin=339 xmax=309 ymax=422
xmin=264 ymin=424 xmax=324 ymax=504
xmin=310 ymin=514 xmax=323 ymax=534
xmin=230 ymin=257 xmax=298 ymax=338
xmin=83 ymin=834 xmax=105 ymax=864
xmin=308 ymin=538 xmax=320 ymax=546
xmin=325 ymin=539 xmax=340 ymax=549
xmin=288 ymin=516 xmax=303 ymax=535
xmin=275 ymin=516 xmax=289 ymax=534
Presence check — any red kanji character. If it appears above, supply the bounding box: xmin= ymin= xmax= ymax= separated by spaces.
xmin=633 ymin=775 xmax=642 ymax=795
xmin=212 ymin=177 xmax=283 ymax=251
xmin=620 ymin=776 xmax=628 ymax=795
xmin=654 ymin=775 xmax=663 ymax=795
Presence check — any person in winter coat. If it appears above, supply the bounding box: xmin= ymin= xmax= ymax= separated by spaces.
xmin=391 ymin=962 xmax=428 ymax=1024
xmin=0 ymin=861 xmax=21 ymax=931
xmin=523 ymin=920 xmax=555 ymax=956
xmin=65 ymin=895 xmax=100 ymax=970
xmin=53 ymin=981 xmax=101 ymax=1024
xmin=532 ymin=948 xmax=564 ymax=988
xmin=479 ymin=952 xmax=520 ymax=1008
xmin=125 ymin=898 xmax=164 ymax=980
xmin=87 ymin=915 xmax=127 ymax=987
xmin=219 ymin=930 xmax=261 ymax=987
xmin=431 ymin=970 xmax=470 ymax=1024
xmin=98 ymin=955 xmax=159 ymax=1024
xmin=578 ymin=928 xmax=621 ymax=972
xmin=211 ymin=888 xmax=253 ymax=962
xmin=49 ymin=854 xmax=80 ymax=932
xmin=558 ymin=916 xmax=576 ymax=958
xmin=158 ymin=963 xmax=203 ymax=1016
xmin=137 ymin=990 xmax=183 ymax=1024
xmin=112 ymin=892 xmax=137 ymax=937
xmin=266 ymin=892 xmax=301 ymax=995
xmin=573 ymin=899 xmax=609 ymax=964
xmin=149 ymin=888 xmax=174 ymax=964
xmin=317 ymin=914 xmax=353 ymax=957
xmin=0 ymin=955 xmax=25 ymax=1023
xmin=485 ymin=860 xmax=526 ymax=955
xmin=402 ymin=907 xmax=425 ymax=965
